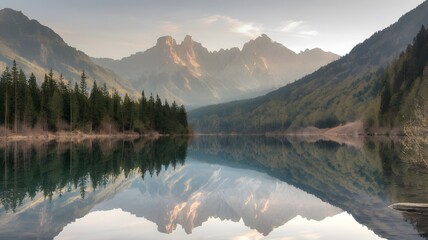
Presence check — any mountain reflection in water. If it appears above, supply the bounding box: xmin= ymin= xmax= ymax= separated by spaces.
xmin=0 ymin=136 xmax=427 ymax=240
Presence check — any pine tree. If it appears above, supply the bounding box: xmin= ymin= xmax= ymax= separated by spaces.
xmin=178 ymin=105 xmax=188 ymax=129
xmin=28 ymin=73 xmax=40 ymax=126
xmin=12 ymin=60 xmax=18 ymax=132
xmin=139 ymin=91 xmax=147 ymax=124
xmin=0 ymin=75 xmax=3 ymax=127
xmin=68 ymin=82 xmax=73 ymax=131
xmin=112 ymin=90 xmax=122 ymax=131
xmin=90 ymin=81 xmax=104 ymax=130
xmin=147 ymin=93 xmax=155 ymax=129
xmin=1 ymin=67 xmax=12 ymax=133
xmin=123 ymin=94 xmax=133 ymax=131
xmin=80 ymin=70 xmax=88 ymax=97
xmin=154 ymin=94 xmax=164 ymax=132
xmin=48 ymin=89 xmax=63 ymax=131
xmin=17 ymin=69 xmax=27 ymax=126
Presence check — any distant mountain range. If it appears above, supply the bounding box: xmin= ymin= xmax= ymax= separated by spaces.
xmin=0 ymin=8 xmax=136 ymax=96
xmin=93 ymin=34 xmax=339 ymax=106
xmin=0 ymin=8 xmax=338 ymax=106
xmin=189 ymin=0 xmax=428 ymax=133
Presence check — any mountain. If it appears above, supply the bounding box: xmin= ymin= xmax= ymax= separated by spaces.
xmin=0 ymin=8 xmax=136 ymax=96
xmin=93 ymin=159 xmax=341 ymax=236
xmin=93 ymin=34 xmax=339 ymax=106
xmin=189 ymin=1 xmax=428 ymax=133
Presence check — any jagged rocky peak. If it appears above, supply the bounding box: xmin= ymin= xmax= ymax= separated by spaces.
xmin=156 ymin=35 xmax=177 ymax=47
xmin=255 ymin=33 xmax=272 ymax=42
xmin=182 ymin=35 xmax=194 ymax=45
xmin=300 ymin=48 xmax=324 ymax=54
xmin=241 ymin=33 xmax=293 ymax=55
xmin=180 ymin=35 xmax=196 ymax=52
xmin=248 ymin=34 xmax=273 ymax=46
xmin=179 ymin=35 xmax=209 ymax=57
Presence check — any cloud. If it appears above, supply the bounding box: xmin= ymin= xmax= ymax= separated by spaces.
xmin=199 ymin=16 xmax=317 ymax=39
xmin=280 ymin=21 xmax=304 ymax=32
xmin=199 ymin=15 xmax=262 ymax=38
xmin=278 ymin=20 xmax=318 ymax=38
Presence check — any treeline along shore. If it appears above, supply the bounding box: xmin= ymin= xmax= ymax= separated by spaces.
xmin=0 ymin=61 xmax=189 ymax=139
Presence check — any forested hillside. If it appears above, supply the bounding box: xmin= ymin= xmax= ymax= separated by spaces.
xmin=0 ymin=62 xmax=188 ymax=134
xmin=378 ymin=26 xmax=428 ymax=128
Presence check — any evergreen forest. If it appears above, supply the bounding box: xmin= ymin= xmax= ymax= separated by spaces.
xmin=0 ymin=61 xmax=189 ymax=134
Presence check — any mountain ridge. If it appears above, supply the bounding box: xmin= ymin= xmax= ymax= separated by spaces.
xmin=93 ymin=34 xmax=339 ymax=106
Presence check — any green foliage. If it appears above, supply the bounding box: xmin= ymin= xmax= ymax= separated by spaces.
xmin=402 ymin=101 xmax=428 ymax=166
xmin=379 ymin=25 xmax=428 ymax=128
xmin=314 ymin=116 xmax=342 ymax=129
xmin=80 ymin=70 xmax=88 ymax=97
xmin=0 ymin=67 xmax=11 ymax=129
xmin=89 ymin=81 xmax=104 ymax=130
xmin=0 ymin=62 xmax=189 ymax=134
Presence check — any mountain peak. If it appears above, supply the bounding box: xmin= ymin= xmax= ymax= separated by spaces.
xmin=252 ymin=34 xmax=273 ymax=45
xmin=0 ymin=8 xmax=136 ymax=98
xmin=0 ymin=8 xmax=24 ymax=15
xmin=242 ymin=34 xmax=273 ymax=50
xmin=156 ymin=36 xmax=176 ymax=47
xmin=258 ymin=34 xmax=271 ymax=40
xmin=242 ymin=33 xmax=295 ymax=56
xmin=183 ymin=35 xmax=193 ymax=43
xmin=181 ymin=35 xmax=195 ymax=49
xmin=299 ymin=48 xmax=325 ymax=54
xmin=0 ymin=8 xmax=65 ymax=46
xmin=0 ymin=8 xmax=30 ymax=22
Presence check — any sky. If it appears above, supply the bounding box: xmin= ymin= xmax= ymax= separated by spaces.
xmin=0 ymin=0 xmax=425 ymax=59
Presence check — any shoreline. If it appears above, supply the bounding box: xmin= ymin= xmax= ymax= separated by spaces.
xmin=0 ymin=130 xmax=157 ymax=143
xmin=0 ymin=120 xmax=406 ymax=146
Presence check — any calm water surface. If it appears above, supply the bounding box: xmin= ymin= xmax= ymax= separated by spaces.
xmin=0 ymin=136 xmax=427 ymax=240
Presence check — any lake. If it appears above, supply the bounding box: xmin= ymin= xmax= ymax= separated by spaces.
xmin=0 ymin=136 xmax=427 ymax=240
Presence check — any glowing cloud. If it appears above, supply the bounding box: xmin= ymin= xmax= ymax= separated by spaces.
xmin=278 ymin=20 xmax=318 ymax=38
xmin=280 ymin=21 xmax=304 ymax=32
xmin=199 ymin=15 xmax=262 ymax=38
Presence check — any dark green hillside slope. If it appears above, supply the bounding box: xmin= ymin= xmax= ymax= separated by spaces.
xmin=378 ymin=26 xmax=428 ymax=128
xmin=189 ymin=1 xmax=428 ymax=133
